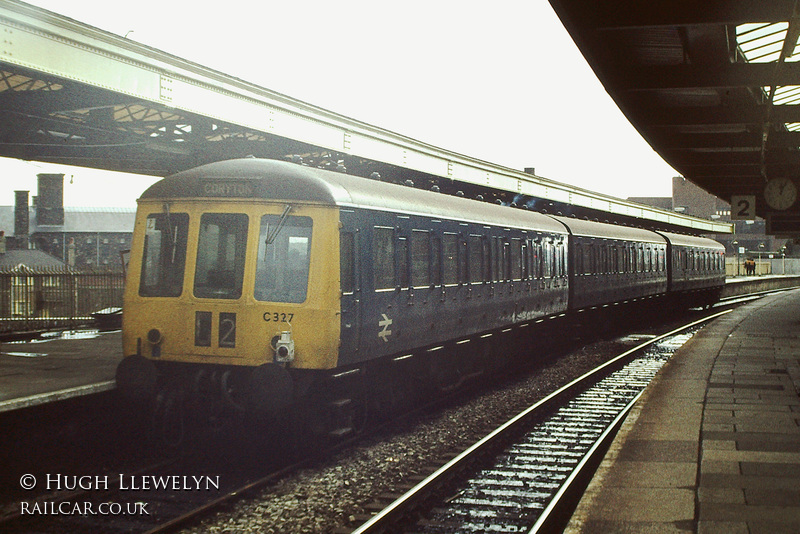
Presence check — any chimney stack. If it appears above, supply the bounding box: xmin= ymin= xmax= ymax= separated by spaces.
xmin=36 ymin=173 xmax=65 ymax=226
xmin=14 ymin=190 xmax=29 ymax=249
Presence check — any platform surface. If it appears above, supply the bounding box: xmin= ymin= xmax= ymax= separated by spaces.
xmin=0 ymin=330 xmax=121 ymax=412
xmin=566 ymin=288 xmax=800 ymax=534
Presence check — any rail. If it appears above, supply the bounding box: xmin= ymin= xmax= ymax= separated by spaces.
xmin=350 ymin=310 xmax=732 ymax=534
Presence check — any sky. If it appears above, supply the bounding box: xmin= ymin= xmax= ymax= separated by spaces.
xmin=4 ymin=0 xmax=679 ymax=208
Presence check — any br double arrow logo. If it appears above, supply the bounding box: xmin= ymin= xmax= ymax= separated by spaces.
xmin=378 ymin=313 xmax=392 ymax=342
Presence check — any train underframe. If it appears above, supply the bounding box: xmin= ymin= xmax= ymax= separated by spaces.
xmin=116 ymin=287 xmax=720 ymax=449
xmin=116 ymin=316 xmax=570 ymax=448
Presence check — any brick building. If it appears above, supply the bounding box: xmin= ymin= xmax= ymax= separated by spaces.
xmin=0 ymin=173 xmax=135 ymax=270
xmin=629 ymin=176 xmax=792 ymax=258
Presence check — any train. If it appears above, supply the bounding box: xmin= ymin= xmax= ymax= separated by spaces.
xmin=116 ymin=158 xmax=725 ymax=440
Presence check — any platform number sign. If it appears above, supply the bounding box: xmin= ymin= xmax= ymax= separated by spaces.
xmin=731 ymin=195 xmax=756 ymax=220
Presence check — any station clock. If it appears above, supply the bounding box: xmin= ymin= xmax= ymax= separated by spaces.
xmin=763 ymin=177 xmax=798 ymax=210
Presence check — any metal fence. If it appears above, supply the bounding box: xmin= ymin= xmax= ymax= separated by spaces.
xmin=769 ymin=257 xmax=800 ymax=275
xmin=0 ymin=267 xmax=125 ymax=333
xmin=727 ymin=257 xmax=800 ymax=276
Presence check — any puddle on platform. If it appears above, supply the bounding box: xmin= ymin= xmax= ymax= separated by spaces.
xmin=53 ymin=329 xmax=103 ymax=340
xmin=10 ymin=329 xmax=111 ymax=344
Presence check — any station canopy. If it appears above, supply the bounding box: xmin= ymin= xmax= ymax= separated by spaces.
xmin=548 ymin=0 xmax=800 ymax=236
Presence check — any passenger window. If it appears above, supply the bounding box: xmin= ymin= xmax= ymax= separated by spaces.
xmin=254 ymin=214 xmax=312 ymax=303
xmin=503 ymin=241 xmax=511 ymax=280
xmin=522 ymin=240 xmax=530 ymax=280
xmin=398 ymin=237 xmax=409 ymax=288
xmin=431 ymin=236 xmax=442 ymax=286
xmin=469 ymin=235 xmax=484 ymax=284
xmin=630 ymin=245 xmax=635 ymax=273
xmin=510 ymin=239 xmax=522 ymax=280
xmin=411 ymin=230 xmax=431 ymax=288
xmin=458 ymin=238 xmax=468 ymax=284
xmin=372 ymin=227 xmax=395 ymax=290
xmin=487 ymin=237 xmax=494 ymax=281
xmin=194 ymin=213 xmax=248 ymax=299
xmin=493 ymin=237 xmax=502 ymax=282
xmin=140 ymin=212 xmax=190 ymax=297
xmin=611 ymin=246 xmax=618 ymax=273
xmin=533 ymin=240 xmax=543 ymax=279
xmin=584 ymin=243 xmax=593 ymax=275
xmin=483 ymin=237 xmax=491 ymax=281
xmin=601 ymin=244 xmax=608 ymax=274
xmin=442 ymin=233 xmax=458 ymax=285
xmin=542 ymin=241 xmax=552 ymax=278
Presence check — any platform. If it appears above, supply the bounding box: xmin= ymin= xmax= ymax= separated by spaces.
xmin=0 ymin=330 xmax=121 ymax=413
xmin=722 ymin=273 xmax=800 ymax=299
xmin=0 ymin=276 xmax=798 ymax=423
xmin=566 ymin=288 xmax=800 ymax=533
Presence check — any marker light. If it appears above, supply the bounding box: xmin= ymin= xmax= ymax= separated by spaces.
xmin=274 ymin=331 xmax=295 ymax=363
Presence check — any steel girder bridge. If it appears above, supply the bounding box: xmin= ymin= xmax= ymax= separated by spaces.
xmin=0 ymin=0 xmax=730 ymax=235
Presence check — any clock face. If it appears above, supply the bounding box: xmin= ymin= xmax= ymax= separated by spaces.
xmin=764 ymin=178 xmax=798 ymax=210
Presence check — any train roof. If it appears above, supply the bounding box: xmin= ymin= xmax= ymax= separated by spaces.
xmin=141 ymin=158 xmax=568 ymax=234
xmin=551 ymin=215 xmax=666 ymax=244
xmin=655 ymin=230 xmax=726 ymax=251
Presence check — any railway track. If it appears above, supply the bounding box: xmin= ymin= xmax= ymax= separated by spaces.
xmin=2 ymin=379 xmax=501 ymax=533
xmin=5 ymin=290 xmax=784 ymax=533
xmin=347 ymin=310 xmax=731 ymax=534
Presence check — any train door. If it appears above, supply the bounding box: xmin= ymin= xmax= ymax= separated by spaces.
xmin=338 ymin=213 xmax=361 ymax=362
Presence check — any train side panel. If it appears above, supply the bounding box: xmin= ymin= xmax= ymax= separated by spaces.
xmin=337 ymin=207 xmax=569 ymax=366
xmin=553 ymin=217 xmax=668 ymax=310
xmin=569 ymin=236 xmax=668 ymax=309
xmin=658 ymin=231 xmax=726 ymax=307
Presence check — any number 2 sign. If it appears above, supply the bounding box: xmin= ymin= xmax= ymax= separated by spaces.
xmin=731 ymin=195 xmax=756 ymax=220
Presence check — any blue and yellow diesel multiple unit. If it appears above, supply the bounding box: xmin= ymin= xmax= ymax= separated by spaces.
xmin=117 ymin=158 xmax=726 ymax=434
xmin=116 ymin=158 xmax=572 ymax=426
